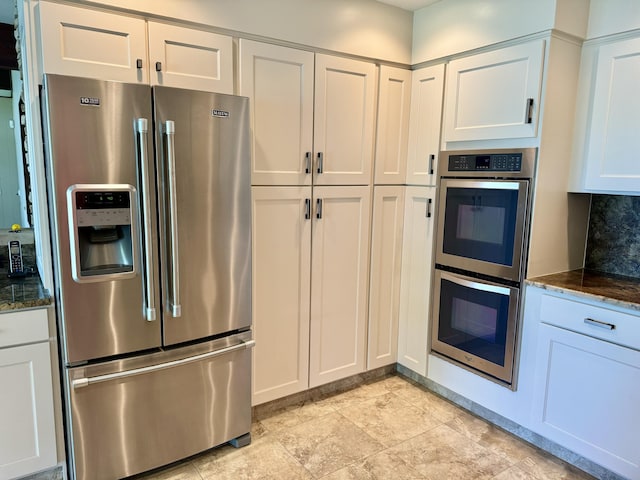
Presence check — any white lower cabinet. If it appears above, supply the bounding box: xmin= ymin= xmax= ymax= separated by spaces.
xmin=531 ymin=293 xmax=640 ymax=479
xmin=252 ymin=186 xmax=371 ymax=402
xmin=0 ymin=309 xmax=57 ymax=479
xmin=397 ymin=186 xmax=436 ymax=376
xmin=367 ymin=186 xmax=405 ymax=369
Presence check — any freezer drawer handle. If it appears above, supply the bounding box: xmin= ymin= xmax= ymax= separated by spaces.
xmin=72 ymin=339 xmax=256 ymax=389
xmin=165 ymin=120 xmax=182 ymax=318
xmin=136 ymin=118 xmax=156 ymax=321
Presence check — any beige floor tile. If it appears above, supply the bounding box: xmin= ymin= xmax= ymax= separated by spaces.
xmin=193 ymin=437 xmax=312 ymax=480
xmin=318 ymin=380 xmax=394 ymax=411
xmin=320 ymin=451 xmax=427 ymax=480
xmin=255 ymin=399 xmax=336 ymax=433
xmin=339 ymin=392 xmax=441 ymax=447
xmin=134 ymin=461 xmax=203 ymax=480
xmin=388 ymin=424 xmax=512 ymax=480
xmin=446 ymin=411 xmax=539 ymax=464
xmin=390 ymin=383 xmax=461 ymax=423
xmin=492 ymin=464 xmax=540 ymax=480
xmin=275 ymin=411 xmax=385 ymax=478
xmin=517 ymin=453 xmax=595 ymax=480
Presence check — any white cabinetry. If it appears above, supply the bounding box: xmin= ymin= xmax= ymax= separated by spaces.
xmin=309 ymin=186 xmax=372 ymax=387
xmin=574 ymin=36 xmax=640 ymax=193
xmin=239 ymin=41 xmax=314 ymax=186
xmin=38 ymin=1 xmax=233 ymax=93
xmin=443 ymin=40 xmax=545 ymax=143
xmin=0 ymin=309 xmax=56 ymax=479
xmin=531 ymin=293 xmax=640 ymax=480
xmin=397 ymin=186 xmax=435 ymax=376
xmin=374 ymin=66 xmax=411 ymax=185
xmin=367 ymin=186 xmax=405 ymax=369
xmin=314 ymin=55 xmax=377 ymax=186
xmin=406 ymin=65 xmax=444 ymax=186
xmin=251 ymin=187 xmax=311 ymax=405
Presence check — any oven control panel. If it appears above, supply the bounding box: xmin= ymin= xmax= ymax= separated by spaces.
xmin=448 ymin=153 xmax=522 ymax=172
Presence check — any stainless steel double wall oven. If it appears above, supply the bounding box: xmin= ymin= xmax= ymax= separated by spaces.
xmin=431 ymin=148 xmax=536 ymax=387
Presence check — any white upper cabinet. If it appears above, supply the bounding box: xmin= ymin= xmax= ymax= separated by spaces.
xmin=374 ymin=66 xmax=411 ymax=185
xmin=443 ymin=40 xmax=545 ymax=143
xmin=38 ymin=1 xmax=148 ymax=83
xmin=147 ymin=22 xmax=233 ymax=93
xmin=406 ymin=64 xmax=445 ymax=186
xmin=239 ymin=40 xmax=315 ymax=186
xmin=314 ymin=55 xmax=377 ymax=186
xmin=38 ymin=2 xmax=233 ymax=92
xmin=367 ymin=186 xmax=405 ymax=369
xmin=580 ymin=37 xmax=640 ymax=193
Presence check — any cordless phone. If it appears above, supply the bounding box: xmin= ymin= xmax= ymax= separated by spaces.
xmin=8 ymin=240 xmax=24 ymax=275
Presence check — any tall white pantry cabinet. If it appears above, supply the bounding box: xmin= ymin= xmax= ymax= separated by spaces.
xmin=241 ymin=40 xmax=375 ymax=404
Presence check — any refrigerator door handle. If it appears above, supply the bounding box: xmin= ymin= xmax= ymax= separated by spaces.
xmin=71 ymin=340 xmax=256 ymax=389
xmin=165 ymin=120 xmax=182 ymax=318
xmin=135 ymin=118 xmax=156 ymax=321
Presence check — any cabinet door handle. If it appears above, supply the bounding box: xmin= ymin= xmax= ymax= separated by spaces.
xmin=316 ymin=198 xmax=323 ymax=219
xmin=304 ymin=198 xmax=311 ymax=219
xmin=317 ymin=152 xmax=324 ymax=174
xmin=305 ymin=152 xmax=311 ymax=174
xmin=584 ymin=318 xmax=616 ymax=330
xmin=156 ymin=61 xmax=162 ymax=72
xmin=526 ymin=98 xmax=534 ymax=124
xmin=429 ymin=154 xmax=435 ymax=175
xmin=426 ymin=198 xmax=432 ymax=218
xmin=136 ymin=58 xmax=143 ymax=69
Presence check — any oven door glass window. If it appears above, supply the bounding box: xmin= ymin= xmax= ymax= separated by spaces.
xmin=434 ymin=271 xmax=518 ymax=373
xmin=437 ymin=179 xmax=528 ymax=279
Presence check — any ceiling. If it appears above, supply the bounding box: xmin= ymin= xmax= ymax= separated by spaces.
xmin=376 ymin=0 xmax=441 ymax=11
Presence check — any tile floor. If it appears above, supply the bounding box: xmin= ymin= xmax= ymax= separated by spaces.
xmin=135 ymin=374 xmax=595 ymax=480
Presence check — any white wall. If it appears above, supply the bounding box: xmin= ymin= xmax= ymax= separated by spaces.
xmin=586 ymin=0 xmax=640 ymax=39
xmin=412 ymin=0 xmax=589 ymax=64
xmin=73 ymin=0 xmax=413 ymax=64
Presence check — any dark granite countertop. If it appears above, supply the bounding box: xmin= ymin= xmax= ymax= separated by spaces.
xmin=0 ymin=273 xmax=52 ymax=312
xmin=526 ymin=269 xmax=640 ymax=312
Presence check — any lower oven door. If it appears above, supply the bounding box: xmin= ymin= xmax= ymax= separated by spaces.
xmin=65 ymin=331 xmax=254 ymax=480
xmin=431 ymin=269 xmax=519 ymax=385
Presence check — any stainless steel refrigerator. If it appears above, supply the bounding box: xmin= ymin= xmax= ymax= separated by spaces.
xmin=42 ymin=74 xmax=253 ymax=480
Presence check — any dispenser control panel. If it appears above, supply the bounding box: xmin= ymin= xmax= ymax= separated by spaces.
xmin=75 ymin=191 xmax=132 ymax=227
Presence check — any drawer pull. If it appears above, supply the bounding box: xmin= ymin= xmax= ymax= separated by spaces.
xmin=584 ymin=318 xmax=616 ymax=330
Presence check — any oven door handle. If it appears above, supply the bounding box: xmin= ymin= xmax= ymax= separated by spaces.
xmin=442 ymin=179 xmax=524 ymax=191
xmin=439 ymin=270 xmax=512 ymax=296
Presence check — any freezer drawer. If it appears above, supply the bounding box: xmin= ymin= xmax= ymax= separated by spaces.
xmin=65 ymin=332 xmax=253 ymax=480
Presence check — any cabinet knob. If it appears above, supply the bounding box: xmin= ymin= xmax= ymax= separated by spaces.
xmin=155 ymin=62 xmax=162 ymax=72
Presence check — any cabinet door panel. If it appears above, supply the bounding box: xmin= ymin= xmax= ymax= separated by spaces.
xmin=532 ymin=323 xmax=640 ymax=479
xmin=584 ymin=37 xmax=640 ymax=192
xmin=148 ymin=22 xmax=233 ymax=93
xmin=38 ymin=2 xmax=148 ymax=83
xmin=251 ymin=187 xmax=311 ymax=405
xmin=368 ymin=186 xmax=405 ymax=369
xmin=0 ymin=343 xmax=56 ymax=479
xmin=443 ymin=41 xmax=544 ymax=142
xmin=406 ymin=65 xmax=444 ymax=186
xmin=314 ymin=55 xmax=376 ymax=185
xmin=374 ymin=67 xmax=411 ymax=185
xmin=310 ymin=186 xmax=371 ymax=387
xmin=397 ymin=186 xmax=435 ymax=376
xmin=240 ymin=41 xmax=314 ymax=186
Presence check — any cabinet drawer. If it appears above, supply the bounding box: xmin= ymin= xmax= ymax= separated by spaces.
xmin=540 ymin=294 xmax=640 ymax=350
xmin=0 ymin=309 xmax=49 ymax=348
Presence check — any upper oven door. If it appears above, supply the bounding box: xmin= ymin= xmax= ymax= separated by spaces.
xmin=436 ymin=178 xmax=529 ymax=281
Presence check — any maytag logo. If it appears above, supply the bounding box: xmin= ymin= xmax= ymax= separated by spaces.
xmin=80 ymin=97 xmax=100 ymax=106
xmin=211 ymin=109 xmax=230 ymax=118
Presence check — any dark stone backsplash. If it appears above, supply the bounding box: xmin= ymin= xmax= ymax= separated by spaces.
xmin=585 ymin=195 xmax=640 ymax=279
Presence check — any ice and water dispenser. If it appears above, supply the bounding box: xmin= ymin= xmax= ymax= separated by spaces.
xmin=67 ymin=185 xmax=139 ymax=282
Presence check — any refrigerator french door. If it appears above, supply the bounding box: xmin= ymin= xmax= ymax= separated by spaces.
xmin=42 ymin=74 xmax=253 ymax=480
